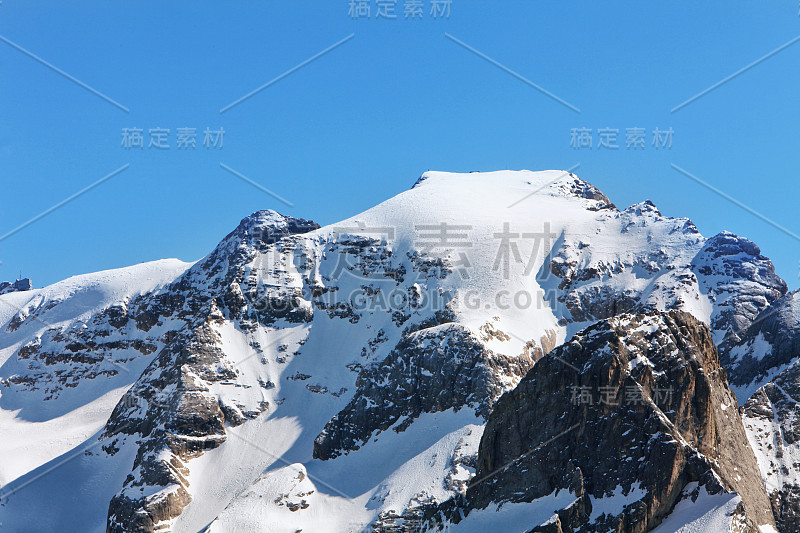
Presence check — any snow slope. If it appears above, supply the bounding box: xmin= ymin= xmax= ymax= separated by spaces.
xmin=0 ymin=260 xmax=191 ymax=483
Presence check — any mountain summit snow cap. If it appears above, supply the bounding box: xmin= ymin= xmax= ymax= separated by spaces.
xmin=411 ymin=169 xmax=613 ymax=208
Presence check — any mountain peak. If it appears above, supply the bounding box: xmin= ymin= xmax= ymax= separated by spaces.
xmin=228 ymin=210 xmax=320 ymax=247
xmin=704 ymin=230 xmax=762 ymax=258
xmin=623 ymin=199 xmax=661 ymax=216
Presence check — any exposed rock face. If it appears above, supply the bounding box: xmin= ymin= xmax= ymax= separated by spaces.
xmin=548 ymin=200 xmax=699 ymax=327
xmin=707 ymin=287 xmax=800 ymax=533
xmin=693 ymin=232 xmax=787 ymax=344
xmin=550 ymin=173 xmax=615 ymax=208
xmin=729 ymin=289 xmax=800 ymax=533
xmin=686 ymin=280 xmax=800 ymax=533
xmin=101 ymin=208 xmax=480 ymax=531
xmin=104 ymin=320 xmax=244 ymax=532
xmin=720 ymin=289 xmax=800 ymax=392
xmin=104 ymin=211 xmax=319 ymax=533
xmin=428 ymin=311 xmax=775 ymax=532
xmin=313 ymin=320 xmax=535 ymax=460
xmin=0 ymin=278 xmax=32 ymax=295
xmin=0 ymin=264 xmax=194 ymax=405
xmin=549 ymin=208 xmax=785 ymax=344
xmin=742 ymin=363 xmax=800 ymax=533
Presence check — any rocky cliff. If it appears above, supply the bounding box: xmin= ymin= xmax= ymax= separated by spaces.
xmin=426 ymin=311 xmax=775 ymax=532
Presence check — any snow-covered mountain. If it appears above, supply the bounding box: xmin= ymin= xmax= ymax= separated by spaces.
xmin=0 ymin=170 xmax=789 ymax=532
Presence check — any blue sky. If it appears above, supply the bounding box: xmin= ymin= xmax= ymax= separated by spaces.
xmin=1 ymin=0 xmax=799 ymax=289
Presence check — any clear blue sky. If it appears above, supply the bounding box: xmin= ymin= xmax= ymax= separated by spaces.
xmin=2 ymin=0 xmax=799 ymax=289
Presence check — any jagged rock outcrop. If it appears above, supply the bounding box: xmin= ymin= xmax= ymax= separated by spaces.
xmin=549 ymin=208 xmax=785 ymax=343
xmin=720 ymin=289 xmax=800 ymax=392
xmin=729 ymin=289 xmax=800 ymax=533
xmin=104 ymin=319 xmax=246 ymax=532
xmin=104 ymin=211 xmax=319 ymax=533
xmin=703 ymin=285 xmax=800 ymax=533
xmin=313 ymin=320 xmax=535 ymax=460
xmin=427 ymin=311 xmax=775 ymax=532
xmin=742 ymin=362 xmax=800 ymax=533
xmin=693 ymin=232 xmax=787 ymax=344
xmin=101 ymin=208 xmax=476 ymax=531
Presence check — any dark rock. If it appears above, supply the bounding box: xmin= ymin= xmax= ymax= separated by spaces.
xmin=313 ymin=322 xmax=535 ymax=460
xmin=427 ymin=311 xmax=774 ymax=532
xmin=743 ymin=363 xmax=800 ymax=532
xmin=720 ymin=289 xmax=800 ymax=389
xmin=693 ymin=231 xmax=787 ymax=341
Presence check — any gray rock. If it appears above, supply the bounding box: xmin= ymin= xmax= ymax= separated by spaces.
xmin=313 ymin=319 xmax=535 ymax=460
xmin=426 ymin=311 xmax=775 ymax=532
xmin=719 ymin=289 xmax=800 ymax=389
xmin=743 ymin=363 xmax=800 ymax=532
